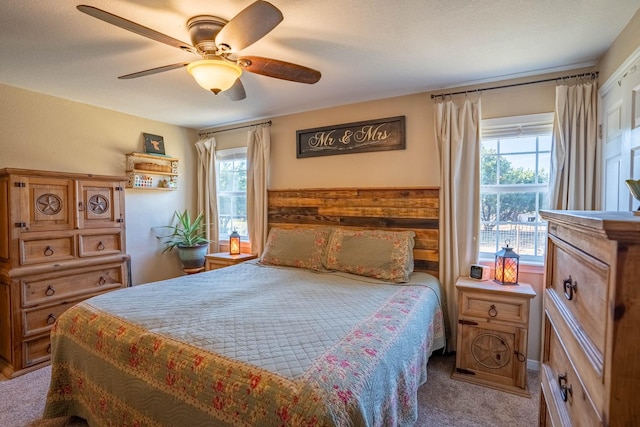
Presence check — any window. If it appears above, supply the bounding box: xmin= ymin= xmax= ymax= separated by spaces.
xmin=480 ymin=113 xmax=553 ymax=263
xmin=216 ymin=148 xmax=248 ymax=240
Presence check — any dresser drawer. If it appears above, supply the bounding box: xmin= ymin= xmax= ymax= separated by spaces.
xmin=548 ymin=236 xmax=608 ymax=360
xmin=21 ymin=262 xmax=126 ymax=307
xmin=459 ymin=291 xmax=529 ymax=325
xmin=542 ymin=316 xmax=601 ymax=426
xmin=20 ymin=235 xmax=75 ymax=265
xmin=78 ymin=231 xmax=123 ymax=257
xmin=23 ymin=335 xmax=52 ymax=367
xmin=22 ymin=300 xmax=80 ymax=337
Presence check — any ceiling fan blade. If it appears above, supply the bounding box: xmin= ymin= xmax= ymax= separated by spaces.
xmin=225 ymin=79 xmax=247 ymax=101
xmin=215 ymin=1 xmax=283 ymax=53
xmin=238 ymin=56 xmax=321 ymax=84
xmin=118 ymin=63 xmax=189 ymax=79
xmin=77 ymin=5 xmax=196 ymax=54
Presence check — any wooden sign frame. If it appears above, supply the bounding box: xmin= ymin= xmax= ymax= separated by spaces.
xmin=296 ymin=116 xmax=405 ymax=158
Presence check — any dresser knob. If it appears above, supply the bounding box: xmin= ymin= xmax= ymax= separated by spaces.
xmin=97 ymin=241 xmax=105 ymax=251
xmin=558 ymin=373 xmax=573 ymax=402
xmin=46 ymin=313 xmax=57 ymax=325
xmin=98 ymin=276 xmax=106 ymax=286
xmin=45 ymin=285 xmax=55 ymax=296
xmin=43 ymin=246 xmax=54 ymax=256
xmin=488 ymin=304 xmax=498 ymax=317
xmin=563 ymin=276 xmax=577 ymax=301
xmin=47 ymin=344 xmax=51 ymax=354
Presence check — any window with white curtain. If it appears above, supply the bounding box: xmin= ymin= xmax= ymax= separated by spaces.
xmin=216 ymin=147 xmax=248 ymax=240
xmin=480 ymin=113 xmax=553 ymax=263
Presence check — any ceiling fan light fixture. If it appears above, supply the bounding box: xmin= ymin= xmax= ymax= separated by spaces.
xmin=187 ymin=59 xmax=242 ymax=94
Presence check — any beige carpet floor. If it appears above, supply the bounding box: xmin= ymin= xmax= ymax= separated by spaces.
xmin=0 ymin=353 xmax=540 ymax=426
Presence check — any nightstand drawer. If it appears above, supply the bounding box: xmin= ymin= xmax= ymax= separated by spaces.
xmin=460 ymin=291 xmax=529 ymax=325
xmin=205 ymin=252 xmax=257 ymax=270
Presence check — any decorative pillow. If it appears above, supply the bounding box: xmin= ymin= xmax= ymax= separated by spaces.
xmin=324 ymin=228 xmax=415 ymax=283
xmin=260 ymin=227 xmax=332 ymax=271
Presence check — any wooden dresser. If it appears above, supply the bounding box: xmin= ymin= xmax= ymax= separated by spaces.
xmin=539 ymin=210 xmax=640 ymax=426
xmin=0 ymin=169 xmax=130 ymax=378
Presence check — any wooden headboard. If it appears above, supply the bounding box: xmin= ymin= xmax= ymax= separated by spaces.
xmin=267 ymin=187 xmax=439 ymax=278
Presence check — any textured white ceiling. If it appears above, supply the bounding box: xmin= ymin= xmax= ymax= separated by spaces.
xmin=0 ymin=0 xmax=638 ymax=129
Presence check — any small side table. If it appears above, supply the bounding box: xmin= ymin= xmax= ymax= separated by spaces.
xmin=205 ymin=252 xmax=258 ymax=271
xmin=452 ymin=276 xmax=536 ymax=397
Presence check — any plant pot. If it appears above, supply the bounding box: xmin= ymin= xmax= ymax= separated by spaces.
xmin=177 ymin=243 xmax=209 ymax=269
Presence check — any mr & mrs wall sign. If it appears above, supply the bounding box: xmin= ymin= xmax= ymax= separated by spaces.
xmin=296 ymin=116 xmax=405 ymax=158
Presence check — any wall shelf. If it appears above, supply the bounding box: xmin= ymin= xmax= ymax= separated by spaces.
xmin=125 ymin=152 xmax=178 ymax=191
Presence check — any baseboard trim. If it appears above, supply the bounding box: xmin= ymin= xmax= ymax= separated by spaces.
xmin=527 ymin=359 xmax=540 ymax=371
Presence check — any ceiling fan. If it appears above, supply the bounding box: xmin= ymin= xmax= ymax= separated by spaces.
xmin=77 ymin=1 xmax=321 ymax=101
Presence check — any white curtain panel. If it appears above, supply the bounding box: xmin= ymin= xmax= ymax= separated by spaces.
xmin=195 ymin=137 xmax=220 ymax=253
xmin=247 ymin=124 xmax=271 ymax=256
xmin=550 ymin=82 xmax=599 ymax=210
xmin=434 ymin=98 xmax=482 ymax=351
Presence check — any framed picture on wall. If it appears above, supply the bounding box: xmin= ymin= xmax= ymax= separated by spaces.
xmin=143 ymin=133 xmax=166 ymax=155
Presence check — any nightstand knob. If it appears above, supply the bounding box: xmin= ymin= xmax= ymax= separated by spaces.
xmin=45 ymin=285 xmax=55 ymax=296
xmin=488 ymin=304 xmax=498 ymax=317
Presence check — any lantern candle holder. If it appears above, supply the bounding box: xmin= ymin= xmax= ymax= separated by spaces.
xmin=494 ymin=240 xmax=520 ymax=285
xmin=229 ymin=230 xmax=241 ymax=255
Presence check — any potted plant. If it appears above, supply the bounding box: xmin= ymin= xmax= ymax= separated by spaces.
xmin=161 ymin=210 xmax=210 ymax=269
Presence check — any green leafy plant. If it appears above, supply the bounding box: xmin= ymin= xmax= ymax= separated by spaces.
xmin=161 ymin=210 xmax=210 ymax=253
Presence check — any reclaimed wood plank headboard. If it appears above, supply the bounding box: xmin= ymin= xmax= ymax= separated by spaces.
xmin=267 ymin=187 xmax=439 ymax=278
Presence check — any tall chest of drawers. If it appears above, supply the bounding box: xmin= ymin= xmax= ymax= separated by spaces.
xmin=0 ymin=168 xmax=130 ymax=378
xmin=539 ymin=210 xmax=640 ymax=426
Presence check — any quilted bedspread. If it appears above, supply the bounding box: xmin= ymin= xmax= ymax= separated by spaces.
xmin=43 ymin=261 xmax=445 ymax=426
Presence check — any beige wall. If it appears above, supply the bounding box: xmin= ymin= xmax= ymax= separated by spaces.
xmin=0 ymin=83 xmax=199 ymax=284
xmin=598 ymin=8 xmax=640 ymax=84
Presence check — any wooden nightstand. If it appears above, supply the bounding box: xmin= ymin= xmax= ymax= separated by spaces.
xmin=205 ymin=252 xmax=258 ymax=271
xmin=452 ymin=276 xmax=536 ymax=397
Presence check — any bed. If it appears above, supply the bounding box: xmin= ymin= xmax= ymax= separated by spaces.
xmin=43 ymin=187 xmax=445 ymax=426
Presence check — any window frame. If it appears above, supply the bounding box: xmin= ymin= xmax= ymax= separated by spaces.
xmin=479 ymin=113 xmax=554 ymax=264
xmin=216 ymin=147 xmax=249 ymax=241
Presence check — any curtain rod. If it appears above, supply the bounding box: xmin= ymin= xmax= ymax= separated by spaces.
xmin=430 ymin=71 xmax=598 ymax=99
xmin=198 ymin=120 xmax=272 ymax=138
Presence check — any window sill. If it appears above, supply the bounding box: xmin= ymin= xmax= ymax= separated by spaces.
xmin=477 ymin=258 xmax=544 ymax=275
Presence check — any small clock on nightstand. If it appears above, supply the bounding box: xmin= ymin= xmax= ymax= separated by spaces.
xmin=452 ymin=276 xmax=536 ymax=397
xmin=205 ymin=252 xmax=258 ymax=271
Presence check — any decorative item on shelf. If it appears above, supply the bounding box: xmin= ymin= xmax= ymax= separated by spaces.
xmin=229 ymin=230 xmax=241 ymax=255
xmin=494 ymin=240 xmax=519 ymax=285
xmin=134 ymin=162 xmax=172 ymax=173
xmin=133 ymin=175 xmax=153 ymax=188
xmin=625 ymin=179 xmax=640 ymax=215
xmin=143 ymin=133 xmax=166 ymax=155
